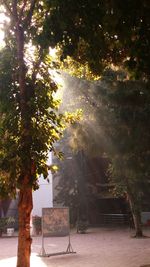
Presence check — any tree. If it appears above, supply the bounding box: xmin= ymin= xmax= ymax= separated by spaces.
xmin=87 ymin=74 xmax=150 ymax=237
xmin=41 ymin=0 xmax=150 ymax=235
xmin=43 ymin=0 xmax=150 ymax=234
xmin=54 ymin=70 xmax=150 ymax=237
xmin=53 ymin=134 xmax=89 ymax=232
xmin=0 ymin=1 xmax=65 ymax=266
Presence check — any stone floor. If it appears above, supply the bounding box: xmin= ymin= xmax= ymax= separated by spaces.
xmin=0 ymin=227 xmax=150 ymax=267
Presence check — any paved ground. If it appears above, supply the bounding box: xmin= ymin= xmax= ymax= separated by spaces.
xmin=0 ymin=227 xmax=150 ymax=267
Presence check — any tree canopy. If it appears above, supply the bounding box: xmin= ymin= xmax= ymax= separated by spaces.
xmin=0 ymin=45 xmax=64 ymax=197
xmin=41 ymin=0 xmax=150 ymax=79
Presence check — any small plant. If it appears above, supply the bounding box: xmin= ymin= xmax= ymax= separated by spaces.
xmin=6 ymin=217 xmax=16 ymax=227
xmin=77 ymin=219 xmax=88 ymax=234
xmin=0 ymin=217 xmax=16 ymax=236
xmin=0 ymin=218 xmax=7 ymax=235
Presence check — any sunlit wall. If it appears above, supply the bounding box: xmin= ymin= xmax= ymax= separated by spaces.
xmin=32 ymin=152 xmax=53 ymax=216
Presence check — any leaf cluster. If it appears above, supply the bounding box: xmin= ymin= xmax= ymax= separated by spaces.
xmin=0 ymin=0 xmax=68 ymax=196
xmin=41 ymin=0 xmax=150 ymax=79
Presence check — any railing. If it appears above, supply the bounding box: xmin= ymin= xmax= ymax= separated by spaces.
xmin=99 ymin=213 xmax=129 ymax=226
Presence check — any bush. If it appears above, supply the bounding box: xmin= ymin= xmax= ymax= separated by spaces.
xmin=32 ymin=216 xmax=42 ymax=235
xmin=0 ymin=217 xmax=16 ymax=235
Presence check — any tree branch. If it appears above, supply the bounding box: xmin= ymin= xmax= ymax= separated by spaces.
xmin=18 ymin=0 xmax=28 ymax=22
xmin=12 ymin=0 xmax=18 ymax=18
xmin=24 ymin=0 xmax=37 ymax=28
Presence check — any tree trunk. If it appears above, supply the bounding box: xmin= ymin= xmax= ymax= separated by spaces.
xmin=127 ymin=192 xmax=143 ymax=237
xmin=132 ymin=210 xmax=143 ymax=237
xmin=17 ymin=185 xmax=33 ymax=267
xmin=15 ymin=15 xmax=33 ymax=267
xmin=76 ymin=151 xmax=88 ymax=233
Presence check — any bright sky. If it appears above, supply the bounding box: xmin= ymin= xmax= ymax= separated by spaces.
xmin=0 ymin=15 xmax=5 ymax=43
xmin=0 ymin=29 xmax=4 ymax=42
xmin=0 ymin=10 xmax=10 ymax=46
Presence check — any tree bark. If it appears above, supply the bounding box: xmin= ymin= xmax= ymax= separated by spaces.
xmin=15 ymin=12 xmax=33 ymax=267
xmin=132 ymin=210 xmax=143 ymax=237
xmin=127 ymin=192 xmax=143 ymax=237
xmin=76 ymin=151 xmax=88 ymax=233
xmin=17 ymin=186 xmax=33 ymax=267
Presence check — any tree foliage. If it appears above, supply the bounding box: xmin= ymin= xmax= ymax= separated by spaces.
xmin=0 ymin=45 xmax=64 ymax=197
xmin=41 ymin=0 xmax=150 ymax=79
xmin=55 ymin=70 xmax=150 ymax=235
xmin=98 ymin=74 xmax=150 ymax=235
